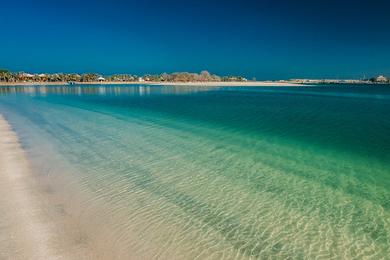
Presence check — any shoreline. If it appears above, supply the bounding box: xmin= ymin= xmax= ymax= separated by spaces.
xmin=0 ymin=113 xmax=148 ymax=259
xmin=0 ymin=114 xmax=104 ymax=259
xmin=0 ymin=81 xmax=304 ymax=87
xmin=0 ymin=115 xmax=58 ymax=259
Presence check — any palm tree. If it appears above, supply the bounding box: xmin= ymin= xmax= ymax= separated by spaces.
xmin=0 ymin=69 xmax=14 ymax=82
xmin=81 ymin=73 xmax=99 ymax=82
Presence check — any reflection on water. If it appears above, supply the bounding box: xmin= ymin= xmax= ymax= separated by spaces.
xmin=0 ymin=84 xmax=390 ymax=259
xmin=0 ymin=84 xmax=214 ymax=97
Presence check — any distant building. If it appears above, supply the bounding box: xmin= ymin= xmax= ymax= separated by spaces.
xmin=375 ymin=75 xmax=388 ymax=82
xmin=23 ymin=73 xmax=34 ymax=78
xmin=138 ymin=77 xmax=145 ymax=82
xmin=97 ymin=76 xmax=105 ymax=82
xmin=17 ymin=73 xmax=34 ymax=82
xmin=38 ymin=74 xmax=47 ymax=81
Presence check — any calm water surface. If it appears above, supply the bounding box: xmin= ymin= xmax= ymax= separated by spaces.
xmin=1 ymin=84 xmax=390 ymax=259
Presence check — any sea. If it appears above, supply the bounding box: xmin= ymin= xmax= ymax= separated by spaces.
xmin=0 ymin=84 xmax=389 ymax=259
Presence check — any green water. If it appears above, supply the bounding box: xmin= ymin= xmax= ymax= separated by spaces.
xmin=1 ymin=85 xmax=390 ymax=259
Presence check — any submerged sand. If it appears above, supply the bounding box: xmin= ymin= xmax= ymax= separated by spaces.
xmin=0 ymin=115 xmax=60 ymax=259
xmin=0 ymin=115 xmax=101 ymax=259
xmin=0 ymin=114 xmax=147 ymax=259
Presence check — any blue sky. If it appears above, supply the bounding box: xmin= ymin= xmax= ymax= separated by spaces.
xmin=1 ymin=0 xmax=389 ymax=79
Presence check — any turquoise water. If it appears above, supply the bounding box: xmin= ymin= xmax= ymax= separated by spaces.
xmin=1 ymin=84 xmax=390 ymax=259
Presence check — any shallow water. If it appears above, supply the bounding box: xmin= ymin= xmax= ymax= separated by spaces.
xmin=1 ymin=84 xmax=390 ymax=259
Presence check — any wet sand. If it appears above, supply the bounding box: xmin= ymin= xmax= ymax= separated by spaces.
xmin=0 ymin=115 xmax=60 ymax=259
xmin=0 ymin=115 xmax=98 ymax=259
xmin=0 ymin=114 xmax=151 ymax=259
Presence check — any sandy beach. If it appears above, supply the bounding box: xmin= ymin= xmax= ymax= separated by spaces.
xmin=0 ymin=115 xmax=59 ymax=259
xmin=0 ymin=81 xmax=303 ymax=87
xmin=0 ymin=115 xmax=102 ymax=259
xmin=0 ymin=114 xmax=145 ymax=259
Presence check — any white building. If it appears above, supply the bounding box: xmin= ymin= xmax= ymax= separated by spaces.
xmin=23 ymin=73 xmax=34 ymax=78
xmin=375 ymin=75 xmax=388 ymax=82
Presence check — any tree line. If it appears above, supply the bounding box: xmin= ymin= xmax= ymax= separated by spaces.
xmin=0 ymin=69 xmax=248 ymax=83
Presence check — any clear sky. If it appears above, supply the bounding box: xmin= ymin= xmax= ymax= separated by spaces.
xmin=1 ymin=0 xmax=389 ymax=79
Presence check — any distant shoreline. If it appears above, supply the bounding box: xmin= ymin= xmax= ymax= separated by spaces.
xmin=0 ymin=81 xmax=304 ymax=87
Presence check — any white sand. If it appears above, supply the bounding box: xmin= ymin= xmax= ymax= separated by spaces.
xmin=0 ymin=115 xmax=60 ymax=259
xmin=0 ymin=114 xmax=135 ymax=259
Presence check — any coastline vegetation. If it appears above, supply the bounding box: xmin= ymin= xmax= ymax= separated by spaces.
xmin=0 ymin=69 xmax=248 ymax=83
xmin=1 ymin=69 xmax=389 ymax=85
